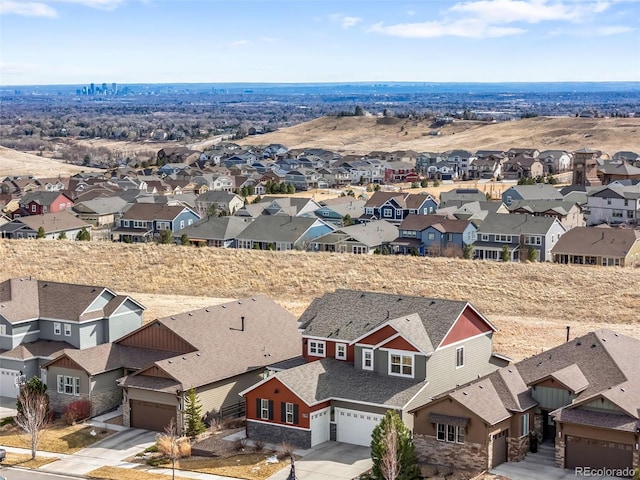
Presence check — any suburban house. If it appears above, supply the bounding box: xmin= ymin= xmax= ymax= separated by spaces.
xmin=241 ymin=289 xmax=509 ymax=449
xmin=314 ymin=198 xmax=366 ymax=226
xmin=176 ymin=217 xmax=249 ymax=247
xmin=583 ymin=184 xmax=640 ymax=225
xmin=597 ymin=161 xmax=640 ymax=185
xmin=538 ymin=150 xmax=572 ymax=174
xmin=235 ymin=196 xmax=321 ymax=218
xmin=412 ymin=329 xmax=640 ymax=473
xmin=439 ymin=189 xmax=487 ymax=208
xmin=0 ymin=210 xmax=91 ymax=240
xmin=45 ymin=296 xmax=301 ymax=430
xmin=194 ymin=191 xmax=245 ymax=217
xmin=360 ymin=191 xmax=438 ymax=224
xmin=443 ymin=150 xmax=477 ymax=178
xmin=392 ymin=214 xmax=477 ymax=257
xmin=384 ymin=161 xmax=420 ymax=183
xmin=501 ymin=156 xmax=544 ymax=181
xmin=501 ymin=185 xmax=563 ymax=207
xmin=233 ymin=216 xmax=334 ymax=251
xmin=507 ymin=200 xmax=586 ymax=231
xmin=551 ymin=227 xmax=640 ymax=267
xmin=0 ymin=277 xmax=144 ymax=402
xmin=72 ymin=197 xmax=129 ymax=228
xmin=111 ymin=203 xmax=201 ymax=242
xmin=285 ymin=168 xmax=320 ymax=191
xmin=468 ymin=156 xmax=502 ymax=180
xmin=311 ymin=220 xmax=398 ymax=254
xmin=14 ymin=191 xmax=74 ymax=218
xmin=474 ymin=213 xmax=566 ymax=262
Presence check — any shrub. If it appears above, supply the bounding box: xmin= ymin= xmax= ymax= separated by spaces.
xmin=233 ymin=438 xmax=247 ymax=452
xmin=0 ymin=416 xmax=15 ymax=427
xmin=278 ymin=441 xmax=294 ymax=460
xmin=62 ymin=399 xmax=91 ymax=425
xmin=252 ymin=438 xmax=265 ymax=452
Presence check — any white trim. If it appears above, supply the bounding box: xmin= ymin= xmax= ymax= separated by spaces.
xmin=307 ymin=339 xmax=326 ymax=358
xmin=285 ymin=402 xmax=294 ymax=424
xmin=327 ymin=397 xmax=404 ymax=410
xmin=456 ymin=346 xmax=465 ymax=368
xmin=78 ymin=288 xmax=111 ymax=317
xmin=247 ymin=418 xmax=310 ymax=432
xmin=303 ymin=334 xmax=348 ymax=343
xmin=437 ymin=331 xmax=492 ymax=351
xmin=350 ymin=320 xmax=398 ymax=346
xmin=371 ymin=330 xmax=428 ymax=356
xmin=335 ymin=343 xmax=347 ymax=360
xmin=0 ymin=317 xmax=39 ymax=326
xmin=388 ymin=350 xmax=415 ymax=378
xmin=362 ymin=348 xmax=374 ymax=371
xmin=0 ymin=329 xmax=41 ymax=339
xmin=260 ymin=398 xmax=270 ymax=420
xmin=403 ymin=381 xmax=431 ymax=410
xmin=53 ymin=322 xmax=61 ymax=336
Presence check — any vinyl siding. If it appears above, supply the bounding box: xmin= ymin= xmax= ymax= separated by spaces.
xmin=405 ymin=333 xmax=497 ymax=413
xmin=107 ymin=303 xmax=143 ymax=342
xmin=49 ymin=366 xmax=90 ymax=394
xmin=532 ymin=386 xmax=573 ymax=410
xmin=85 ymin=290 xmax=114 ymax=314
xmin=355 ymin=345 xmax=426 ymax=381
xmin=79 ymin=321 xmax=105 ymax=349
xmin=127 ymin=387 xmax=177 ymax=405
xmin=1 ymin=358 xmax=40 ymax=380
xmin=91 ymin=369 xmax=124 ymax=393
xmin=195 ymin=370 xmax=262 ymax=416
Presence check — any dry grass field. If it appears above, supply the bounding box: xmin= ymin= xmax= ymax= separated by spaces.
xmin=237 ymin=116 xmax=640 ymax=154
xmin=1 ymin=239 xmax=638 ymax=360
xmin=0 ymin=146 xmax=102 ymax=177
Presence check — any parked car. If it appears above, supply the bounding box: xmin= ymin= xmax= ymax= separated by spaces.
xmin=0 ymin=446 xmax=5 ymax=461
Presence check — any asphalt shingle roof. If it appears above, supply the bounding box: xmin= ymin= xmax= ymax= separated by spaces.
xmin=476 ymin=212 xmax=560 ymax=235
xmin=551 ymin=227 xmax=640 ymax=258
xmin=177 ymin=217 xmax=249 ymax=241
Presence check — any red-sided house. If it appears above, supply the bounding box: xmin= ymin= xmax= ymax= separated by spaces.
xmin=241 ymin=289 xmax=509 ymax=449
xmin=14 ymin=191 xmax=74 ymax=218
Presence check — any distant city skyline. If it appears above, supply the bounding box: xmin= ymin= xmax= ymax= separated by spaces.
xmin=1 ymin=0 xmax=639 ymax=86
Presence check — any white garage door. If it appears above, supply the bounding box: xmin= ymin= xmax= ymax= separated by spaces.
xmin=310 ymin=407 xmax=330 ymax=446
xmin=0 ymin=369 xmax=21 ymax=399
xmin=336 ymin=407 xmax=383 ymax=447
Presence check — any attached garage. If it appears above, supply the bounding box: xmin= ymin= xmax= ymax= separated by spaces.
xmin=491 ymin=429 xmax=508 ymax=468
xmin=0 ymin=368 xmax=21 ymax=399
xmin=565 ymin=436 xmax=633 ymax=470
xmin=336 ymin=407 xmax=383 ymax=447
xmin=310 ymin=407 xmax=330 ymax=446
xmin=130 ymin=399 xmax=176 ymax=432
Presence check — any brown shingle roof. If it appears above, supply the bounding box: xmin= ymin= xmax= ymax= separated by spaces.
xmin=551 ymin=227 xmax=640 ymax=258
xmin=120 ymin=203 xmax=186 ymax=221
xmin=0 ymin=340 xmax=71 ymax=360
xmin=16 ymin=210 xmax=89 ymax=234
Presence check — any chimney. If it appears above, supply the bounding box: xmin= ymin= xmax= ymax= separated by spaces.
xmin=566 ymin=325 xmax=570 ymax=343
xmin=241 ymin=316 xmax=245 ymax=332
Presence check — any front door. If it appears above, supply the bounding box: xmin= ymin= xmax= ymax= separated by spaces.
xmin=542 ymin=410 xmax=556 ymax=441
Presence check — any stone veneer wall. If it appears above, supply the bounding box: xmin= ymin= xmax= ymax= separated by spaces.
xmin=122 ymin=398 xmax=131 ymax=427
xmin=88 ymin=389 xmax=122 ymax=417
xmin=414 ymin=434 xmax=488 ymax=471
xmin=49 ymin=392 xmax=89 ymax=416
xmin=555 ymin=435 xmax=566 ymax=468
xmin=247 ymin=421 xmax=311 ymax=449
xmin=508 ymin=435 xmax=529 ymax=462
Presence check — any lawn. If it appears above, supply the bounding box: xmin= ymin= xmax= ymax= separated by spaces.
xmin=0 ymin=451 xmax=59 ymax=468
xmin=171 ymin=453 xmax=291 ymax=480
xmin=87 ymin=466 xmax=191 ymax=480
xmin=0 ymin=421 xmax=113 ymax=454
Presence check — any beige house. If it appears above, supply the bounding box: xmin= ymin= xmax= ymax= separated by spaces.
xmin=552 ymin=227 xmax=640 ymax=267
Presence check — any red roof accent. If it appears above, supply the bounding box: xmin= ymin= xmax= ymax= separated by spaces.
xmin=440 ymin=306 xmax=493 ymax=347
xmin=357 ymin=325 xmax=398 ymax=346
xmin=379 ymin=336 xmax=419 ymax=352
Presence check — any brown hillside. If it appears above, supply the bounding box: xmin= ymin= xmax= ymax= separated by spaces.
xmin=0 ymin=146 xmax=102 ymax=177
xmin=1 ymin=240 xmax=638 ymax=360
xmin=237 ymin=116 xmax=640 ymax=154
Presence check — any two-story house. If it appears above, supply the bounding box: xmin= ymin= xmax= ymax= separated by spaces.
xmin=538 ymin=150 xmax=572 ymax=174
xmin=285 ymin=168 xmax=320 ymax=191
xmin=360 ymin=191 xmax=438 ymax=224
xmin=384 ymin=161 xmax=420 ymax=183
xmin=501 ymin=184 xmax=563 ymax=207
xmin=393 ymin=214 xmax=477 ymax=257
xmin=507 ymin=200 xmax=585 ymax=231
xmin=241 ymin=289 xmax=509 ymax=449
xmin=14 ymin=191 xmax=74 ymax=218
xmin=112 ymin=203 xmax=200 ymax=242
xmin=314 ymin=198 xmax=366 ymax=226
xmin=443 ymin=150 xmax=477 ymax=178
xmin=583 ymin=184 xmax=640 ymax=225
xmin=0 ymin=277 xmax=144 ymax=402
xmin=412 ymin=329 xmax=640 ymax=473
xmin=474 ymin=213 xmax=566 ymax=262
xmin=234 ymin=216 xmax=334 ymax=251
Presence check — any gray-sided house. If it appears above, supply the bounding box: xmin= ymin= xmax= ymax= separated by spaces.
xmin=176 ymin=217 xmax=250 ymax=247
xmin=44 ymin=296 xmax=301 ymax=431
xmin=311 ymin=220 xmax=398 ymax=254
xmin=0 ymin=277 xmax=144 ymax=400
xmin=241 ymin=289 xmax=509 ymax=449
xmin=392 ymin=214 xmax=477 ymax=257
xmin=0 ymin=210 xmax=91 ymax=240
xmin=234 ymin=216 xmax=334 ymax=251
xmin=112 ymin=203 xmax=201 ymax=242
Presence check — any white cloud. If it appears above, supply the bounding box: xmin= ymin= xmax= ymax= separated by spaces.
xmin=330 ymin=14 xmax=362 ymax=29
xmin=229 ymin=40 xmax=250 ymax=48
xmin=0 ymin=1 xmax=58 ymax=17
xmin=370 ymin=18 xmax=526 ymax=38
xmin=594 ymin=24 xmax=634 ymax=34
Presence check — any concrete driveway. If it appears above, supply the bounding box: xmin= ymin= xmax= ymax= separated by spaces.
xmin=491 ymin=457 xmax=623 ymax=480
xmin=267 ymin=442 xmax=372 ymax=480
xmin=38 ymin=427 xmax=157 ymax=475
xmin=0 ymin=396 xmax=17 ymax=418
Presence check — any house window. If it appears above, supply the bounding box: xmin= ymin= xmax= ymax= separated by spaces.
xmin=520 ymin=413 xmax=530 ymax=436
xmin=446 ymin=233 xmax=453 ymax=242
xmin=260 ymin=399 xmax=270 ymax=420
xmin=437 ymin=423 xmax=465 ymax=444
xmin=180 ymin=220 xmax=185 ymax=229
xmin=612 ymin=210 xmax=623 ymax=218
xmin=0 ymin=324 xmax=6 ymax=335
xmin=383 ymin=209 xmax=392 ymax=218
xmin=524 ymin=236 xmax=542 ymax=246
xmin=133 ymin=220 xmax=147 ymax=229
xmin=427 ymin=232 xmax=435 ymax=241
xmin=285 ymin=403 xmax=294 ymax=424
xmin=308 ymin=340 xmax=325 ymax=357
xmin=58 ymin=375 xmax=80 ymax=396
xmin=336 ymin=343 xmax=347 ymax=360
xmin=496 ymin=234 xmax=512 ymax=243
xmin=64 ymin=323 xmax=72 ymax=337
xmin=607 ymin=198 xmax=612 ymax=205
xmin=362 ymin=349 xmax=374 ymax=370
xmin=389 ymin=352 xmax=413 ymax=377
xmin=456 ymin=347 xmax=464 ymax=368
xmin=157 ymin=221 xmax=170 ymax=231
xmin=480 ymin=234 xmax=489 ymax=241
xmin=31 ymin=204 xmax=37 ymax=212
xmin=53 ymin=322 xmax=61 ymax=335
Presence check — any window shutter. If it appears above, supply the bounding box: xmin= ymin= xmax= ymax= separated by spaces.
xmin=281 ymin=402 xmax=287 ymax=423
xmin=293 ymin=404 xmax=299 ymax=425
xmin=268 ymin=400 xmax=274 ymax=420
xmin=256 ymin=398 xmax=261 ymax=418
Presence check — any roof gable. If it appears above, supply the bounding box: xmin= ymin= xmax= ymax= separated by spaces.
xmin=439 ymin=305 xmax=495 ymax=348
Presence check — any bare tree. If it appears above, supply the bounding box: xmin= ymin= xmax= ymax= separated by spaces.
xmin=15 ymin=382 xmax=50 ymax=459
xmin=380 ymin=421 xmax=399 ymax=480
xmin=156 ymin=417 xmax=191 ymax=480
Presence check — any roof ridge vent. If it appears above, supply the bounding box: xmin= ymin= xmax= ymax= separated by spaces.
xmin=188 ymin=313 xmax=193 ymax=316
xmin=222 ymin=305 xmax=226 ymax=308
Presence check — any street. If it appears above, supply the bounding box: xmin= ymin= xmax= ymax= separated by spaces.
xmin=0 ymin=468 xmax=81 ymax=480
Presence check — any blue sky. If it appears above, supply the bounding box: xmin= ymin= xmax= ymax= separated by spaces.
xmin=1 ymin=0 xmax=639 ymax=85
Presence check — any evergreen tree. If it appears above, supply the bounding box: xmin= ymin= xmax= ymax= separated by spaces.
xmin=527 ymin=247 xmax=538 ymax=262
xmin=159 ymin=230 xmax=174 ymax=245
xmin=343 ymin=214 xmax=354 ymax=226
xmin=354 ymin=105 xmax=365 ymax=117
xmin=180 ymin=234 xmax=190 ymax=246
xmin=75 ymin=227 xmax=91 ymax=241
xmin=58 ymin=231 xmax=67 ymax=240
xmin=184 ymin=388 xmax=206 ymax=437
xmin=370 ymin=410 xmax=420 ymax=480
xmin=36 ymin=227 xmax=46 ymax=239
xmin=463 ymin=244 xmax=474 ymax=260
xmin=501 ymin=245 xmax=511 ymax=262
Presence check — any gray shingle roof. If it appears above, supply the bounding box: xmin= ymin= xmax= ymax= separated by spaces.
xmin=235 ymin=216 xmax=330 ymax=243
xmin=275 ymin=358 xmax=425 ymax=408
xmin=547 ymin=364 xmax=589 ymax=394
xmin=177 ymin=217 xmax=249 ymax=241
xmin=449 ymin=377 xmax=511 ymax=425
xmin=551 ymin=227 xmax=640 ymax=258
xmin=13 ymin=211 xmax=90 ymax=234
xmin=504 ymin=184 xmax=563 ymax=200
xmin=299 ymin=289 xmax=474 ymax=349
xmin=476 ymin=212 xmax=560 ymax=235
xmin=0 ymin=340 xmax=72 ymax=360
